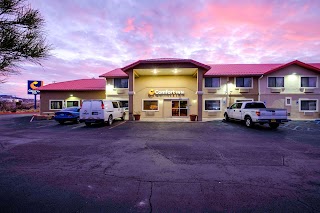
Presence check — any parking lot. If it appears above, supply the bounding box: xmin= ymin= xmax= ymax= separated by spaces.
xmin=0 ymin=114 xmax=320 ymax=212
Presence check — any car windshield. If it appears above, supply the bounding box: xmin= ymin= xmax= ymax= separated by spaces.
xmin=61 ymin=107 xmax=79 ymax=112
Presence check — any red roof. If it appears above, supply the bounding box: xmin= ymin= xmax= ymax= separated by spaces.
xmin=99 ymin=60 xmax=320 ymax=78
xmin=38 ymin=79 xmax=105 ymax=91
xmin=263 ymin=60 xmax=320 ymax=75
xmin=122 ymin=58 xmax=211 ymax=71
xmin=99 ymin=68 xmax=127 ymax=78
xmin=205 ymin=64 xmax=282 ymax=76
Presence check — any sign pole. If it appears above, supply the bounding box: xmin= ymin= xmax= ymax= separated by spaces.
xmin=34 ymin=94 xmax=37 ymax=109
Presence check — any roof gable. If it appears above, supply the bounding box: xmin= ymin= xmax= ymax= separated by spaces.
xmin=264 ymin=60 xmax=320 ymax=75
xmin=121 ymin=58 xmax=211 ymax=71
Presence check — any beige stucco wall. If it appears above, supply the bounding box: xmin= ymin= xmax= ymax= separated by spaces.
xmin=260 ymin=64 xmax=320 ymax=94
xmin=202 ymin=77 xmax=259 ymax=118
xmin=40 ymin=91 xmax=106 ymax=114
xmin=260 ymin=64 xmax=320 ymax=119
xmin=133 ymin=75 xmax=197 ymax=118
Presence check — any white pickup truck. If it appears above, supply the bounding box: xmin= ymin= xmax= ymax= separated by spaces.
xmin=224 ymin=101 xmax=290 ymax=129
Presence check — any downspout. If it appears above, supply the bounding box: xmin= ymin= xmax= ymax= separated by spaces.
xmin=258 ymin=75 xmax=264 ymax=101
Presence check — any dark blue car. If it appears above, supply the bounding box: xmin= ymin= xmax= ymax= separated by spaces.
xmin=54 ymin=107 xmax=80 ymax=124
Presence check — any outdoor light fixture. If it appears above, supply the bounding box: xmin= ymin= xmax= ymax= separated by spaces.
xmin=153 ymin=69 xmax=157 ymax=74
xmin=173 ymin=68 xmax=178 ymax=74
xmin=70 ymin=94 xmax=73 ymax=97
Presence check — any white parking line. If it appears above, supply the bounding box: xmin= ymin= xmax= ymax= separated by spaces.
xmin=71 ymin=124 xmax=84 ymax=129
xmin=109 ymin=121 xmax=126 ymax=129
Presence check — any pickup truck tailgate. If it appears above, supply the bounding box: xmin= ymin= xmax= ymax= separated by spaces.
xmin=259 ymin=108 xmax=287 ymax=119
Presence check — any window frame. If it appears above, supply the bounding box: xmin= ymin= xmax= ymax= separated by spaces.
xmin=203 ymin=99 xmax=222 ymax=111
xmin=285 ymin=97 xmax=292 ymax=106
xmin=142 ymin=99 xmax=159 ymax=112
xmin=235 ymin=77 xmax=253 ymax=88
xmin=49 ymin=100 xmax=64 ymax=110
xmin=114 ymin=78 xmax=129 ymax=88
xmin=204 ymin=77 xmax=221 ymax=88
xmin=267 ymin=76 xmax=285 ymax=88
xmin=300 ymin=76 xmax=318 ymax=88
xmin=66 ymin=100 xmax=80 ymax=108
xmin=299 ymin=99 xmax=318 ymax=112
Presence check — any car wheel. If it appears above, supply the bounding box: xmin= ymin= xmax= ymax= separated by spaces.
xmin=224 ymin=113 xmax=229 ymax=122
xmin=107 ymin=115 xmax=113 ymax=126
xmin=269 ymin=123 xmax=279 ymax=129
xmin=85 ymin=122 xmax=91 ymax=127
xmin=59 ymin=121 xmax=64 ymax=125
xmin=121 ymin=113 xmax=125 ymax=121
xmin=245 ymin=116 xmax=253 ymax=127
xmin=74 ymin=117 xmax=80 ymax=124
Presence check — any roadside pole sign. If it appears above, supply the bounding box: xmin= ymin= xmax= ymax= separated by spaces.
xmin=27 ymin=80 xmax=43 ymax=109
xmin=27 ymin=80 xmax=43 ymax=95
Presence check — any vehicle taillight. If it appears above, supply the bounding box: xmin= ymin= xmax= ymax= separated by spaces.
xmin=256 ymin=111 xmax=260 ymax=116
xmin=101 ymin=102 xmax=105 ymax=109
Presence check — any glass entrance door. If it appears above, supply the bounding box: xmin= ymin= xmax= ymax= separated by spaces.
xmin=172 ymin=100 xmax=188 ymax=116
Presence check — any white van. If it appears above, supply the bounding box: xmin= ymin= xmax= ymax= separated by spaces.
xmin=80 ymin=100 xmax=125 ymax=126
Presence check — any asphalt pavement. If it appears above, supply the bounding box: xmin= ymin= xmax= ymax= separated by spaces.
xmin=0 ymin=114 xmax=320 ymax=212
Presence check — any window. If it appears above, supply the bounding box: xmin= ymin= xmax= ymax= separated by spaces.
xmin=112 ymin=101 xmax=119 ymax=108
xmin=204 ymin=77 xmax=220 ymax=88
xmin=118 ymin=100 xmax=129 ymax=111
xmin=143 ymin=100 xmax=159 ymax=111
xmin=66 ymin=101 xmax=79 ymax=107
xmin=114 ymin=78 xmax=128 ymax=88
xmin=268 ymin=77 xmax=284 ymax=87
xmin=244 ymin=102 xmax=266 ymax=109
xmin=301 ymin=77 xmax=317 ymax=87
xmin=285 ymin=97 xmax=292 ymax=106
xmin=50 ymin=100 xmax=64 ymax=110
xmin=204 ymin=100 xmax=221 ymax=111
xmin=300 ymin=99 xmax=318 ymax=111
xmin=229 ymin=102 xmax=242 ymax=109
xmin=236 ymin=77 xmax=252 ymax=88
xmin=235 ymin=99 xmax=254 ymax=102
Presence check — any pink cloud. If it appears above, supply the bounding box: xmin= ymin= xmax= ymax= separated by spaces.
xmin=123 ymin=18 xmax=135 ymax=32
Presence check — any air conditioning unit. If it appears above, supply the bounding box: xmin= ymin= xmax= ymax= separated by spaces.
xmin=207 ymin=88 xmax=217 ymax=93
xmin=239 ymin=88 xmax=249 ymax=93
xmin=117 ymin=89 xmax=125 ymax=94
xmin=303 ymin=88 xmax=314 ymax=93
xmin=270 ymin=88 xmax=282 ymax=93
xmin=304 ymin=111 xmax=314 ymax=116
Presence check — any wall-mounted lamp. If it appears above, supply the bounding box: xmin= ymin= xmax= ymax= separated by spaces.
xmin=70 ymin=94 xmax=73 ymax=97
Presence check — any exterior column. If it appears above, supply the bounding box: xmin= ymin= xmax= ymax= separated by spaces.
xmin=128 ymin=70 xmax=134 ymax=121
xmin=197 ymin=69 xmax=204 ymax=121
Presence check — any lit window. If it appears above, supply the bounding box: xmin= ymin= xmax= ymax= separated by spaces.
xmin=114 ymin=78 xmax=128 ymax=88
xmin=300 ymin=100 xmax=317 ymax=111
xmin=143 ymin=100 xmax=159 ymax=111
xmin=236 ymin=77 xmax=252 ymax=87
xmin=50 ymin=100 xmax=63 ymax=110
xmin=205 ymin=77 xmax=220 ymax=88
xmin=268 ymin=77 xmax=284 ymax=87
xmin=204 ymin=100 xmax=221 ymax=111
xmin=301 ymin=77 xmax=317 ymax=87
xmin=66 ymin=101 xmax=79 ymax=107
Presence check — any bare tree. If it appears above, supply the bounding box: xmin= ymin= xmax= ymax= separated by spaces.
xmin=0 ymin=0 xmax=51 ymax=83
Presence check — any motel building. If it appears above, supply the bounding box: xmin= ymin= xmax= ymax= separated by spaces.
xmin=39 ymin=58 xmax=320 ymax=121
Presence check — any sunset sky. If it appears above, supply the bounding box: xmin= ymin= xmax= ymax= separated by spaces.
xmin=1 ymin=0 xmax=320 ymax=98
